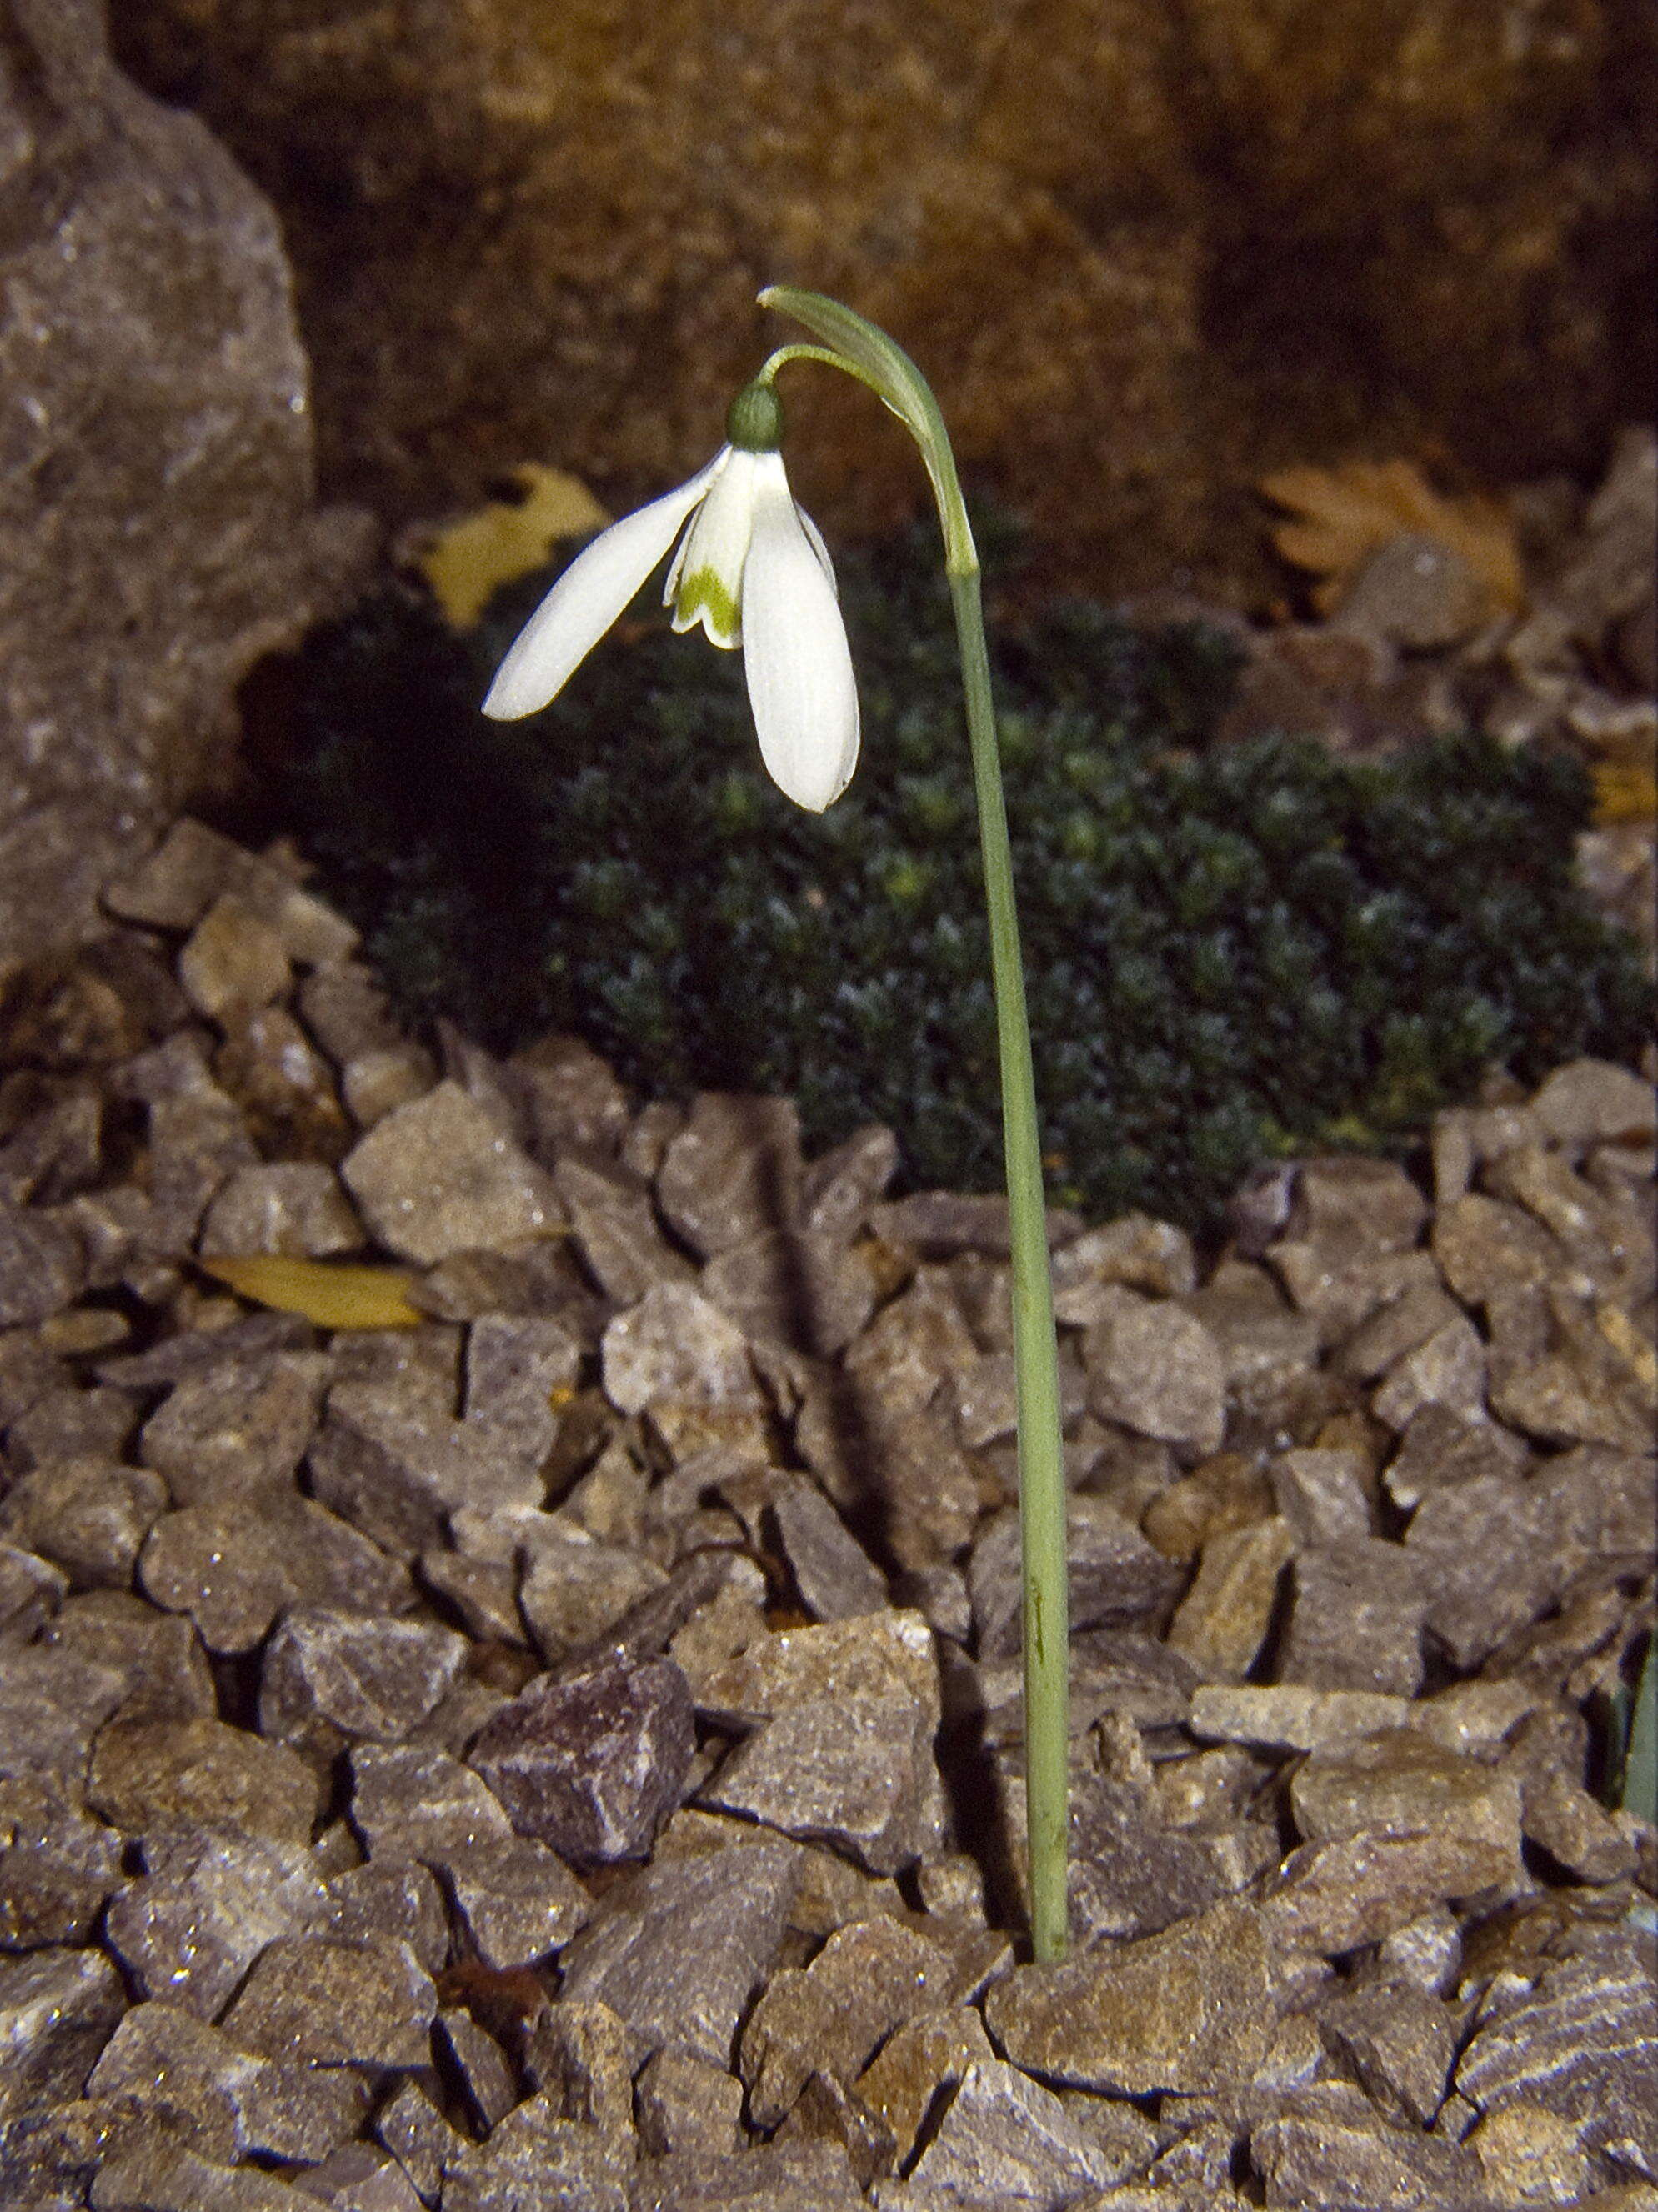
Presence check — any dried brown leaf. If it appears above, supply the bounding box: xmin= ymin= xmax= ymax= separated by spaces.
xmin=198 ymin=1254 xmax=423 ymax=1329
xmin=1260 ymin=458 xmax=1525 ymax=616
xmin=417 ymin=464 xmax=610 ymax=628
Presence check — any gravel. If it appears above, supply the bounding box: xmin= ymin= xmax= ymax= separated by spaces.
xmin=0 ymin=820 xmax=1650 ymax=2209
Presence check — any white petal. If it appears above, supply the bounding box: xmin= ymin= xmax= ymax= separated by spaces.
xmin=742 ymin=464 xmax=860 ymax=813
xmin=662 ymin=443 xmax=731 ymax=608
xmin=482 ymin=452 xmax=727 ymax=718
xmin=793 ymin=502 xmax=839 ymax=598
xmin=667 ymin=447 xmax=767 ymax=649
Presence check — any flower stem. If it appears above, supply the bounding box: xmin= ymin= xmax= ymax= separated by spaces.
xmin=759 ymin=287 xmax=1070 ymax=1959
xmin=948 ymin=561 xmax=1071 ymax=1965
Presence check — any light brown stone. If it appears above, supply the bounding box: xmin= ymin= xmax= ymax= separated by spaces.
xmin=983 ymin=1899 xmax=1275 ymax=2094
xmin=854 ymin=2006 xmax=994 ymax=2168
xmin=1165 ymin=1515 xmax=1294 ymax=1681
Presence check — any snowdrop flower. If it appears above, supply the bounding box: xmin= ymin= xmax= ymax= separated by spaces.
xmin=483 ymin=383 xmax=859 ymax=812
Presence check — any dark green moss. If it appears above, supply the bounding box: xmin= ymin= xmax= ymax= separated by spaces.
xmin=274 ymin=510 xmax=1652 ymax=1235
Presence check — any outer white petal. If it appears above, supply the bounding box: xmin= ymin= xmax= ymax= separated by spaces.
xmin=741 ymin=458 xmax=860 ymax=813
xmin=666 ymin=447 xmax=766 ymax=648
xmin=482 ymin=451 xmax=728 ymax=719
xmin=793 ymin=502 xmax=839 ymax=596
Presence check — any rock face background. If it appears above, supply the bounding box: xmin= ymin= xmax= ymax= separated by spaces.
xmin=0 ymin=0 xmax=366 ymax=970
xmin=113 ymin=0 xmax=1655 ymax=593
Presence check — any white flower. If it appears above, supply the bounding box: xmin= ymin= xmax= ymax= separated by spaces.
xmin=482 ymin=419 xmax=859 ymax=813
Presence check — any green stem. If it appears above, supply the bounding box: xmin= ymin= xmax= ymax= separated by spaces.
xmin=948 ymin=563 xmax=1071 ymax=1965
xmin=759 ymin=286 xmax=1069 ymax=1960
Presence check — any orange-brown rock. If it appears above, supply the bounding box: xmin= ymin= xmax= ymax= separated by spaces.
xmin=113 ymin=0 xmax=1655 ymax=601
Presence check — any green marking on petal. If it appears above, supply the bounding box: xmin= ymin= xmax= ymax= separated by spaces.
xmin=672 ymin=568 xmax=741 ymax=648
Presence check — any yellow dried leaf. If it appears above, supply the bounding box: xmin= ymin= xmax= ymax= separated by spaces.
xmin=418 ymin=464 xmax=610 ymax=628
xmin=1259 ymin=458 xmax=1525 ymax=616
xmin=198 ymin=1255 xmax=423 ymax=1329
xmin=1592 ymin=763 xmax=1658 ymax=826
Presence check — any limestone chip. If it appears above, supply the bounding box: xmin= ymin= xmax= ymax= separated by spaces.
xmin=0 ymin=0 xmax=353 ymax=973
xmin=1381 ymin=1401 xmax=1530 ymax=1510
xmin=468 ymin=1654 xmax=694 ymax=1866
xmin=1278 ymin=1538 xmax=1427 ymax=1698
xmin=0 ymin=1641 xmax=128 ymax=1786
xmin=522 ymin=1997 xmax=634 ymax=2136
xmin=1260 ymin=1824 xmax=1520 ymax=1955
xmin=177 ymin=896 xmax=293 ymax=1022
xmin=342 ymin=1081 xmax=564 ymax=1265
xmin=553 ymin=1149 xmax=696 ymax=1305
xmin=434 ymin=2007 xmax=515 ymax=2134
xmin=902 ymin=2059 xmax=1127 ymax=2209
xmin=1165 ymin=1516 xmax=1295 ymax=1682
xmin=694 ymin=1609 xmax=940 ymax=1732
xmin=655 ymin=1093 xmax=804 ymax=1259
xmin=740 ymin=1915 xmax=959 ymax=2127
xmin=138 ymin=1505 xmax=294 ymax=1654
xmin=1531 ymin=1058 xmax=1657 ymax=1149
xmin=0 ymin=1945 xmax=126 ymax=2122
xmin=1315 ymin=1975 xmax=1457 ymax=2124
xmin=704 ymin=1696 xmax=939 ymax=1875
xmin=634 ymin=2044 xmax=746 ymax=2158
xmin=44 ymin=1592 xmax=217 ymax=1729
xmin=1371 ymin=1310 xmax=1488 ymax=1429
xmin=774 ymin=2067 xmax=897 ymax=2189
xmin=983 ymin=1899 xmax=1276 ymax=2095
xmin=970 ymin=1498 xmax=1183 ymax=1662
xmin=799 ymin=1124 xmax=900 ymax=1244
xmin=1454 ymin=1925 xmax=1658 ymax=2174
xmin=105 ymin=824 xmax=359 ymax=968
xmin=1285 ymin=1157 xmax=1430 ymax=1261
xmin=138 ymin=1347 xmax=328 ymax=1506
xmin=767 ymin=1475 xmax=889 ymax=1622
xmin=0 ymin=1776 xmax=124 ymax=1948
xmin=1271 ymin=1451 xmax=1374 ymax=1549
xmin=628 ymin=2139 xmax=864 ymax=2211
xmin=994 ymin=1760 xmax=1229 ymax=1944
xmin=430 ymin=1835 xmax=591 ymax=1970
xmin=0 ymin=1203 xmax=85 ymax=1329
xmin=1251 ymin=2092 xmax=1485 ymax=2211
xmin=88 ymin=1716 xmax=320 ymax=1845
xmin=220 ymin=1934 xmax=436 ymax=2069
xmin=599 ymin=1280 xmax=768 ymax=1459
xmin=1468 ymin=2103 xmax=1598 ymax=2208
xmin=348 ymin=1742 xmax=511 ymax=1862
xmin=702 ymin=1227 xmax=878 ymax=1357
xmin=307 ymin=1378 xmax=545 ymax=1557
xmin=855 ymin=2006 xmax=995 ymax=2169
xmin=1082 ymin=1289 xmax=1227 ymax=1454
xmin=198 ymin=1164 xmax=361 ymax=1259
xmin=258 ymin=1607 xmax=468 ymax=1756
xmin=1190 ymin=1683 xmax=1413 ymax=1754
xmin=0 ymin=1458 xmax=168 ymax=1591
xmin=557 ymin=1835 xmax=803 ymax=2064
xmin=797 ymin=1386 xmax=980 ymax=1571
xmin=326 ymin=1859 xmax=448 ymax=1976
xmin=86 ymin=1999 xmax=373 ymax=2168
xmin=103 ymin=1824 xmax=331 ymax=2018
xmin=517 ymin=1529 xmax=668 ymax=1667
xmin=376 ymin=2087 xmax=469 ymax=2202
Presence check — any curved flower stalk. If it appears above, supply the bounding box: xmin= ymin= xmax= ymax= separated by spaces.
xmin=483 ymin=291 xmax=1071 ymax=1960
xmin=483 ymin=384 xmax=859 ymax=813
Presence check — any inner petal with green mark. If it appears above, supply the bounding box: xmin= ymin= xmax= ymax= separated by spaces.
xmin=671 ymin=567 xmax=742 ymax=649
